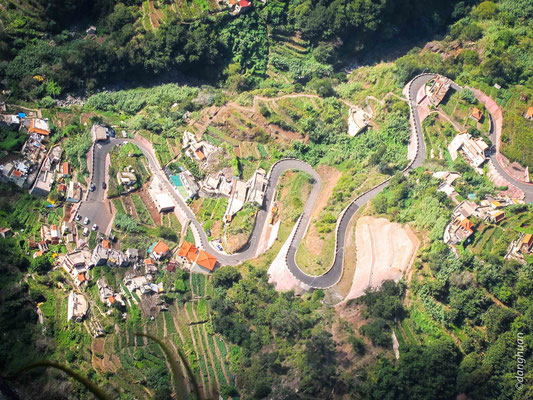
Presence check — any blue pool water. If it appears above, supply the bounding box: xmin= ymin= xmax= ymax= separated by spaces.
xmin=170 ymin=175 xmax=183 ymax=187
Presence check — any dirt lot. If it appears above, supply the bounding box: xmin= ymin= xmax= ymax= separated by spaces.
xmin=138 ymin=184 xmax=161 ymax=225
xmin=300 ymin=165 xmax=343 ymax=257
xmin=343 ymin=216 xmax=420 ymax=302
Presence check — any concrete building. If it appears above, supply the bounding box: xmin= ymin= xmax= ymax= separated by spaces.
xmin=246 ymin=168 xmax=268 ymax=206
xmin=149 ymin=240 xmax=170 ymax=261
xmin=29 ymin=118 xmax=50 ymax=136
xmin=448 ymin=133 xmax=489 ymax=174
xmin=347 ymin=107 xmax=371 ymax=137
xmin=91 ymin=124 xmax=108 ymax=141
xmin=30 ymin=169 xmax=54 ymax=196
xmin=91 ymin=244 xmax=109 ymax=266
xmin=66 ymin=181 xmax=82 ymax=202
xmin=117 ymin=170 xmax=137 ymax=187
xmin=426 ymin=75 xmax=452 ymax=106
xmin=179 ymin=170 xmax=199 ymax=200
xmin=67 ymin=291 xmax=89 ymax=323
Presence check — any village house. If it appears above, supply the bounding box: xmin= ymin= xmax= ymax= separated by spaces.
xmin=182 ymin=130 xmax=220 ymax=166
xmin=40 ymin=224 xmax=60 ymax=244
xmin=149 ymin=240 xmax=170 ymax=261
xmin=66 ymin=181 xmax=82 ymax=202
xmin=246 ymin=168 xmax=268 ymax=206
xmin=347 ymin=107 xmax=371 ymax=137
xmin=521 ymin=234 xmax=533 ymax=253
xmin=178 ymin=241 xmax=198 ymax=266
xmin=448 ymin=133 xmax=489 ymax=174
xmin=67 ymin=291 xmax=89 ymax=323
xmin=489 ymin=210 xmax=505 ymax=223
xmin=91 ymin=244 xmax=109 ymax=266
xmin=30 ymin=169 xmax=54 ymax=196
xmin=177 ymin=241 xmax=217 ymax=272
xmin=433 ymin=171 xmax=460 ymax=199
xmin=63 ymin=249 xmax=91 ymax=278
xmin=443 ymin=201 xmax=479 ymax=245
xmin=471 ymin=107 xmax=483 ymax=122
xmin=426 ymin=76 xmax=452 ymax=106
xmin=524 ymin=107 xmax=533 ymax=120
xmin=61 ymin=162 xmax=71 ymax=177
xmin=200 ymin=168 xmax=234 ymax=198
xmin=224 ymin=178 xmax=248 ymax=223
xmin=149 ymin=175 xmax=175 ymax=212
xmin=91 ymin=124 xmax=109 ymax=141
xmin=29 ymin=118 xmax=50 ymax=136
xmin=107 ymin=248 xmax=130 ymax=267
xmin=0 ymin=227 xmax=12 ymax=238
xmin=179 ymin=170 xmax=200 ymax=200
xmin=117 ymin=169 xmax=137 ymax=187
xmin=194 ymin=250 xmax=217 ymax=272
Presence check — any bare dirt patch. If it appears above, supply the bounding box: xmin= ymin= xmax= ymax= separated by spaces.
xmin=121 ymin=195 xmax=139 ymax=220
xmin=343 ymin=216 xmax=420 ymax=302
xmin=138 ymin=184 xmax=161 ymax=225
xmin=300 ymin=165 xmax=342 ymax=257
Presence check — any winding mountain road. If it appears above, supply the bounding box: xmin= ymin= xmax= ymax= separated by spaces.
xmin=80 ymin=73 xmax=529 ymax=289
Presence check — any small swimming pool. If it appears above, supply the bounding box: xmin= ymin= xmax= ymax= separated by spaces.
xmin=170 ymin=175 xmax=183 ymax=187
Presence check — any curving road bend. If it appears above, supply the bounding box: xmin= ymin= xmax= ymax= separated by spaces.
xmin=88 ymin=73 xmax=530 ymax=289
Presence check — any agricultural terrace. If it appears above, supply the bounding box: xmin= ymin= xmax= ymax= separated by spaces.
xmin=110 ymin=193 xmax=181 ymax=254
xmin=86 ymin=84 xmax=201 ymax=167
xmin=91 ymin=273 xmax=234 ymax=399
xmin=439 ymin=89 xmax=490 ymax=134
xmin=140 ymin=0 xmax=221 ymax=30
xmin=466 ymin=204 xmax=533 ymax=264
xmin=108 ymin=142 xmax=151 ymax=197
xmin=474 ymin=82 xmax=533 ymax=169
xmin=422 ymin=113 xmax=457 ymax=162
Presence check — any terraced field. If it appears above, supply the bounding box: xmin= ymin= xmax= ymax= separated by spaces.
xmin=92 ymin=273 xmax=233 ymax=399
xmin=140 ymin=0 xmax=222 ymax=29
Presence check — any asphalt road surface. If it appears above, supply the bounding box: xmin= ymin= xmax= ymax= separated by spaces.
xmin=78 ymin=73 xmax=530 ymax=289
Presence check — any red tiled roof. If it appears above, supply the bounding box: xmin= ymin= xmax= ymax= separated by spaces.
xmin=196 ymin=250 xmax=217 ymax=271
xmin=523 ymin=233 xmax=533 ymax=245
xmin=152 ymin=241 xmax=169 ymax=255
xmin=239 ymin=0 xmax=250 ymax=6
xmin=62 ymin=162 xmax=70 ymax=175
xmin=178 ymin=241 xmax=198 ymax=263
xmin=526 ymin=107 xmax=533 ymax=118
xmin=460 ymin=218 xmax=473 ymax=233
xmin=12 ymin=170 xmax=22 ymax=177
xmin=102 ymin=240 xmax=110 ymax=249
xmin=167 ymin=261 xmax=176 ymax=272
xmin=77 ymin=273 xmax=86 ymax=283
xmin=145 ymin=258 xmax=155 ymax=265
xmin=29 ymin=119 xmax=49 ymax=135
xmin=471 ymin=107 xmax=483 ymax=121
xmin=107 ymin=296 xmax=116 ymax=304
xmin=195 ymin=149 xmax=206 ymax=160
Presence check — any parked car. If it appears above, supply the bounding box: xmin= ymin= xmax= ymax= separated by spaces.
xmin=75 ymin=214 xmax=81 ymax=221
xmin=84 ymin=217 xmax=89 ymax=225
xmin=92 ymin=224 xmax=98 ymax=231
xmin=102 ymin=182 xmax=106 ymax=190
xmin=90 ymin=183 xmax=96 ymax=192
xmin=83 ymin=227 xmax=89 ymax=236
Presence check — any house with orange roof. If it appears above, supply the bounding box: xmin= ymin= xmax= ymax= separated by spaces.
xmin=61 ymin=162 xmax=71 ymax=177
xmin=521 ymin=233 xmax=533 ymax=253
xmin=194 ymin=148 xmax=206 ymax=161
xmin=29 ymin=118 xmax=50 ymax=136
xmin=489 ymin=210 xmax=505 ymax=223
xmin=149 ymin=240 xmax=170 ymax=260
xmin=525 ymin=107 xmax=533 ymax=120
xmin=178 ymin=241 xmax=198 ymax=263
xmin=195 ymin=250 xmax=217 ymax=272
xmin=471 ymin=107 xmax=483 ymax=122
xmin=460 ymin=218 xmax=473 ymax=233
xmin=75 ymin=273 xmax=87 ymax=287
